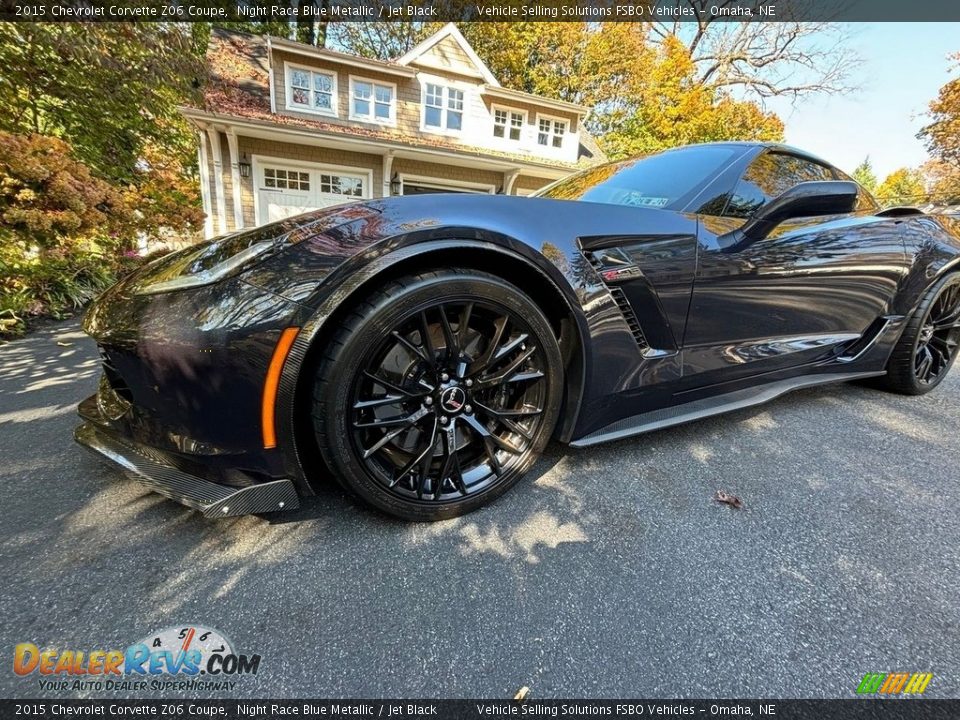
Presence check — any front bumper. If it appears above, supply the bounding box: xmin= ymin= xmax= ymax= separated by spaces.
xmin=76 ymin=398 xmax=300 ymax=517
xmin=74 ymin=266 xmax=316 ymax=516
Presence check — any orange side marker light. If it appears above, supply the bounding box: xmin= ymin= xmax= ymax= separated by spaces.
xmin=262 ymin=327 xmax=300 ymax=449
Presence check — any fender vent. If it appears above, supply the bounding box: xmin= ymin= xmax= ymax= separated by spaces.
xmin=583 ymin=251 xmax=650 ymax=351
xmin=99 ymin=347 xmax=133 ymax=403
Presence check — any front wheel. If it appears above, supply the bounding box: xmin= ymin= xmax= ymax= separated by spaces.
xmin=312 ymin=269 xmax=564 ymax=521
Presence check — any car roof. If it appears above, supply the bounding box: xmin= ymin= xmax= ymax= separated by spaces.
xmin=680 ymin=141 xmax=835 ymax=169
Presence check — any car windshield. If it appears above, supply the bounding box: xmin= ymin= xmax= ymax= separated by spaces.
xmin=535 ymin=145 xmax=738 ymax=210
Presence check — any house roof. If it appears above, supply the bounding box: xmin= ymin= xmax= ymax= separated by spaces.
xmin=397 ymin=22 xmax=500 ymax=87
xmin=268 ymin=34 xmax=417 ymax=78
xmin=193 ymin=27 xmax=606 ymax=172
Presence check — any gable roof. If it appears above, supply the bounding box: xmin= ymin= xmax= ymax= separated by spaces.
xmin=397 ymin=23 xmax=500 ymax=87
xmin=268 ymin=34 xmax=416 ymax=78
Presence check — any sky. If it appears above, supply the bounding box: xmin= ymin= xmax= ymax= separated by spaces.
xmin=764 ymin=23 xmax=958 ymax=180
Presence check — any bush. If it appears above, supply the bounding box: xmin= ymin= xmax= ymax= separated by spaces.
xmin=0 ymin=242 xmax=142 ymax=337
xmin=0 ymin=131 xmax=140 ymax=338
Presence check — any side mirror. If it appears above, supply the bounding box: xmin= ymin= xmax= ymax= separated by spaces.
xmin=740 ymin=180 xmax=858 ymax=241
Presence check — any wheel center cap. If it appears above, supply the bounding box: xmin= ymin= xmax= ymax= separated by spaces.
xmin=439 ymin=386 xmax=467 ymax=414
xmin=921 ymin=325 xmax=935 ymax=343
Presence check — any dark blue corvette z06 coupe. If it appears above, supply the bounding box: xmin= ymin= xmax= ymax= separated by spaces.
xmin=77 ymin=142 xmax=960 ymax=521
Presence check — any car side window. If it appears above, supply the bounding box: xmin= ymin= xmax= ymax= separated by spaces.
xmin=724 ymin=152 xmax=836 ymax=219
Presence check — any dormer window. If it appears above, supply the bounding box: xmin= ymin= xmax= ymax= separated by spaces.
xmin=494 ymin=108 xmax=524 ymax=141
xmin=350 ymin=77 xmax=396 ymax=124
xmin=286 ymin=63 xmax=337 ymax=116
xmin=538 ymin=117 xmax=566 ymax=149
xmin=424 ymin=83 xmax=464 ymax=132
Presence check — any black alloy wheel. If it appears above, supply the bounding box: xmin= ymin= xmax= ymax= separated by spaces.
xmin=884 ymin=273 xmax=960 ymax=395
xmin=312 ymin=269 xmax=564 ymax=521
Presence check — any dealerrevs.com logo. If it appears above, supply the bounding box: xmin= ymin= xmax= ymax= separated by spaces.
xmin=13 ymin=625 xmax=261 ymax=693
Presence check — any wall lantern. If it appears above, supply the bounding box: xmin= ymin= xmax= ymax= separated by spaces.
xmin=390 ymin=173 xmax=401 ymax=195
xmin=238 ymin=153 xmax=251 ymax=179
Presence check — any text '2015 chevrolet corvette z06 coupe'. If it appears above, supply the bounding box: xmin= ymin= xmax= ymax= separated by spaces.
xmin=76 ymin=142 xmax=960 ymax=521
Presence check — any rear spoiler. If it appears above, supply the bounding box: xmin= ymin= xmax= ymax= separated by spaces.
xmin=876 ymin=206 xmax=925 ymax=217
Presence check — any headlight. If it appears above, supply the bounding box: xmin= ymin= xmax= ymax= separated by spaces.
xmin=131 ymin=205 xmax=379 ymax=296
xmin=133 ymin=234 xmax=281 ymax=295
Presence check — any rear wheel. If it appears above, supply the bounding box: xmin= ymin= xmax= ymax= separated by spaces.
xmin=312 ymin=269 xmax=564 ymax=521
xmin=882 ymin=273 xmax=960 ymax=395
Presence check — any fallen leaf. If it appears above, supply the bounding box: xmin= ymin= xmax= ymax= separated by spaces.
xmin=714 ymin=490 xmax=743 ymax=509
xmin=56 ymin=341 xmax=74 ymax=347
xmin=513 ymin=686 xmax=530 ymax=702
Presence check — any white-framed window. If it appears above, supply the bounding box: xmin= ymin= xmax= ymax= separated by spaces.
xmin=263 ymin=167 xmax=311 ymax=191
xmin=423 ymin=82 xmax=464 ymax=132
xmin=493 ymin=107 xmax=524 ymax=141
xmin=285 ymin=63 xmax=337 ymax=116
xmin=349 ymin=77 xmax=396 ymax=124
xmin=537 ymin=116 xmax=567 ymax=149
xmin=318 ymin=172 xmax=364 ymax=198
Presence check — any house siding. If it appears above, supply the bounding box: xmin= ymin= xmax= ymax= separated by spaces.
xmin=274 ymin=50 xmax=423 ymax=132
xmin=191 ymin=27 xmax=607 ymax=232
xmin=203 ymin=135 xmax=563 ymax=232
xmin=515 ymin=174 xmax=551 ymax=195
xmin=271 ymin=49 xmax=580 ymax=163
xmin=413 ymin=35 xmax=484 ymax=79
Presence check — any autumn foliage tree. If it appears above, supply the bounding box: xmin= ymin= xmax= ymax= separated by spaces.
xmin=919 ymin=53 xmax=960 ymax=205
xmin=0 ymin=22 xmax=205 ymax=241
xmin=0 ymin=22 xmax=206 ymax=333
xmin=0 ymin=132 xmax=139 ymax=331
xmin=451 ymin=23 xmax=783 ymax=160
xmin=875 ymin=168 xmax=928 ymax=208
xmin=0 ymin=132 xmax=130 ymax=248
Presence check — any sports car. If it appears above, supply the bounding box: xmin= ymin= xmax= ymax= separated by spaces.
xmin=76 ymin=142 xmax=960 ymax=521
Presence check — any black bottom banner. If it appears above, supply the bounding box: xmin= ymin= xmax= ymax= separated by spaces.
xmin=3 ymin=699 xmax=960 ymax=720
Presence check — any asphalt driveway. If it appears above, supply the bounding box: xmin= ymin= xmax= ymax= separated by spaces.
xmin=1 ymin=319 xmax=958 ymax=699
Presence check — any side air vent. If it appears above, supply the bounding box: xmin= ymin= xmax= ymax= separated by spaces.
xmin=99 ymin=347 xmax=134 ymax=403
xmin=583 ymin=250 xmax=650 ymax=352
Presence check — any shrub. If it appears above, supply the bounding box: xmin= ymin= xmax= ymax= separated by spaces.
xmin=0 ymin=132 xmax=140 ymax=337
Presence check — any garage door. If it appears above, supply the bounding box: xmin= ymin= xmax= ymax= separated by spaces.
xmin=401 ymin=181 xmax=490 ymax=195
xmin=256 ymin=162 xmax=369 ymax=224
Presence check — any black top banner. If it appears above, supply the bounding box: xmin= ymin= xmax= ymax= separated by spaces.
xmin=2 ymin=0 xmax=960 ymax=23
xmin=3 ymin=700 xmax=960 ymax=720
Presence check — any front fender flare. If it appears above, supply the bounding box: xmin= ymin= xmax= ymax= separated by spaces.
xmin=273 ymin=237 xmax=590 ymax=491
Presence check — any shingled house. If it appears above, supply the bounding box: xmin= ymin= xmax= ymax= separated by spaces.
xmin=183 ymin=23 xmax=606 ymax=237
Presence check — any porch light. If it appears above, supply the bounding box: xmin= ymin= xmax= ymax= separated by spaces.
xmin=390 ymin=173 xmax=401 ymax=195
xmin=238 ymin=153 xmax=251 ymax=179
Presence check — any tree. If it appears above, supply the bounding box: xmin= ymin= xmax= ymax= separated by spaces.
xmin=875 ymin=168 xmax=927 ymax=207
xmin=921 ymin=159 xmax=960 ymax=206
xmin=216 ymin=0 xmax=329 ymax=47
xmin=327 ymin=17 xmax=428 ymax=59
xmin=0 ymin=22 xmax=204 ymax=240
xmin=0 ymin=132 xmax=130 ymax=250
xmin=586 ymin=33 xmax=783 ymax=159
xmin=919 ymin=53 xmax=960 ymax=205
xmin=645 ymin=12 xmax=859 ymax=100
xmin=0 ymin=23 xmax=202 ymax=185
xmin=851 ymin=157 xmax=878 ymax=193
xmin=453 ymin=24 xmax=783 ymax=160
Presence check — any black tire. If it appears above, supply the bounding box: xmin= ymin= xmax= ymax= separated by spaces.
xmin=312 ymin=268 xmax=564 ymax=521
xmin=881 ymin=272 xmax=960 ymax=395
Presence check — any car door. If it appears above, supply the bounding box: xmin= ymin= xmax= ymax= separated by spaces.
xmin=682 ymin=150 xmax=908 ymax=384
